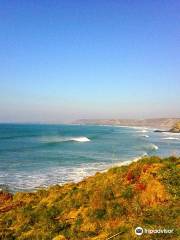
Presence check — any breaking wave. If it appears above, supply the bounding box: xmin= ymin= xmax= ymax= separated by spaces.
xmin=142 ymin=135 xmax=149 ymax=138
xmin=41 ymin=136 xmax=91 ymax=144
xmin=143 ymin=144 xmax=159 ymax=151
xmin=71 ymin=137 xmax=91 ymax=142
xmin=136 ymin=129 xmax=148 ymax=133
xmin=163 ymin=137 xmax=180 ymax=140
xmin=150 ymin=144 xmax=159 ymax=150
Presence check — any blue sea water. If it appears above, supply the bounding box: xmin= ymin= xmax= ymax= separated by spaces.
xmin=0 ymin=124 xmax=180 ymax=192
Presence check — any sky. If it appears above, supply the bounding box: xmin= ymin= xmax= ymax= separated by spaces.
xmin=0 ymin=0 xmax=180 ymax=123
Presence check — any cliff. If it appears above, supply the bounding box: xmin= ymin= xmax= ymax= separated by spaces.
xmin=73 ymin=118 xmax=180 ymax=130
xmin=0 ymin=156 xmax=179 ymax=240
xmin=170 ymin=121 xmax=180 ymax=133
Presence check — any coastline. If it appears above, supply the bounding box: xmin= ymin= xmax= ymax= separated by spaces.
xmin=0 ymin=153 xmax=149 ymax=194
xmin=1 ymin=123 xmax=180 ymax=193
xmin=73 ymin=118 xmax=180 ymax=130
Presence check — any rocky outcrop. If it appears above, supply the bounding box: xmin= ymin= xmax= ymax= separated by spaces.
xmin=170 ymin=121 xmax=180 ymax=133
xmin=154 ymin=121 xmax=180 ymax=133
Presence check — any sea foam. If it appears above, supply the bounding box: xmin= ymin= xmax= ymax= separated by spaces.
xmin=163 ymin=137 xmax=179 ymax=140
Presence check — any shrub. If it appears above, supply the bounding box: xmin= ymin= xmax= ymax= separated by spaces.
xmin=110 ymin=202 xmax=126 ymax=217
xmin=103 ymin=187 xmax=115 ymax=200
xmin=126 ymin=169 xmax=140 ymax=183
xmin=121 ymin=186 xmax=133 ymax=199
xmin=75 ymin=213 xmax=83 ymax=227
xmin=89 ymin=208 xmax=107 ymax=220
xmin=0 ymin=156 xmax=179 ymax=240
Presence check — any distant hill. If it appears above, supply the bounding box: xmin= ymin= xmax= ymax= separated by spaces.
xmin=73 ymin=118 xmax=180 ymax=130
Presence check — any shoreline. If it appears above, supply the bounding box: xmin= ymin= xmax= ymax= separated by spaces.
xmin=72 ymin=123 xmax=163 ymax=130
xmin=0 ymin=153 xmax=148 ymax=194
xmin=0 ymin=152 xmax=173 ymax=194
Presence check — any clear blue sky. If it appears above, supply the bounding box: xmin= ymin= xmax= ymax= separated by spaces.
xmin=0 ymin=0 xmax=180 ymax=122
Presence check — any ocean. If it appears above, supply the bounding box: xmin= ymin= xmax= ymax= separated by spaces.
xmin=0 ymin=124 xmax=180 ymax=192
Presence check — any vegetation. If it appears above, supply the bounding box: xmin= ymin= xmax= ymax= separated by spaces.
xmin=0 ymin=156 xmax=179 ymax=239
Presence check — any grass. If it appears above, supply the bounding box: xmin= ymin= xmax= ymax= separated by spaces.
xmin=0 ymin=156 xmax=179 ymax=239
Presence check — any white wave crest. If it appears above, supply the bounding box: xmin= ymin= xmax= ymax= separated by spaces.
xmin=41 ymin=136 xmax=91 ymax=143
xmin=150 ymin=144 xmax=159 ymax=150
xmin=136 ymin=129 xmax=148 ymax=133
xmin=141 ymin=129 xmax=148 ymax=133
xmin=162 ymin=132 xmax=180 ymax=136
xmin=143 ymin=144 xmax=159 ymax=151
xmin=70 ymin=137 xmax=91 ymax=142
xmin=142 ymin=135 xmax=149 ymax=138
xmin=163 ymin=137 xmax=179 ymax=140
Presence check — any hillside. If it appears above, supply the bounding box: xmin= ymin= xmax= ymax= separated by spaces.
xmin=0 ymin=156 xmax=179 ymax=240
xmin=73 ymin=118 xmax=180 ymax=130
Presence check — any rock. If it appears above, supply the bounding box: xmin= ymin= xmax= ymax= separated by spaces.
xmin=154 ymin=121 xmax=180 ymax=133
xmin=154 ymin=130 xmax=165 ymax=133
xmin=170 ymin=121 xmax=180 ymax=133
xmin=154 ymin=129 xmax=169 ymax=133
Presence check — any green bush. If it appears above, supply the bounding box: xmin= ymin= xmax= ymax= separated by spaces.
xmin=110 ymin=202 xmax=126 ymax=217
xmin=103 ymin=187 xmax=115 ymax=200
xmin=121 ymin=186 xmax=133 ymax=199
xmin=89 ymin=208 xmax=107 ymax=220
